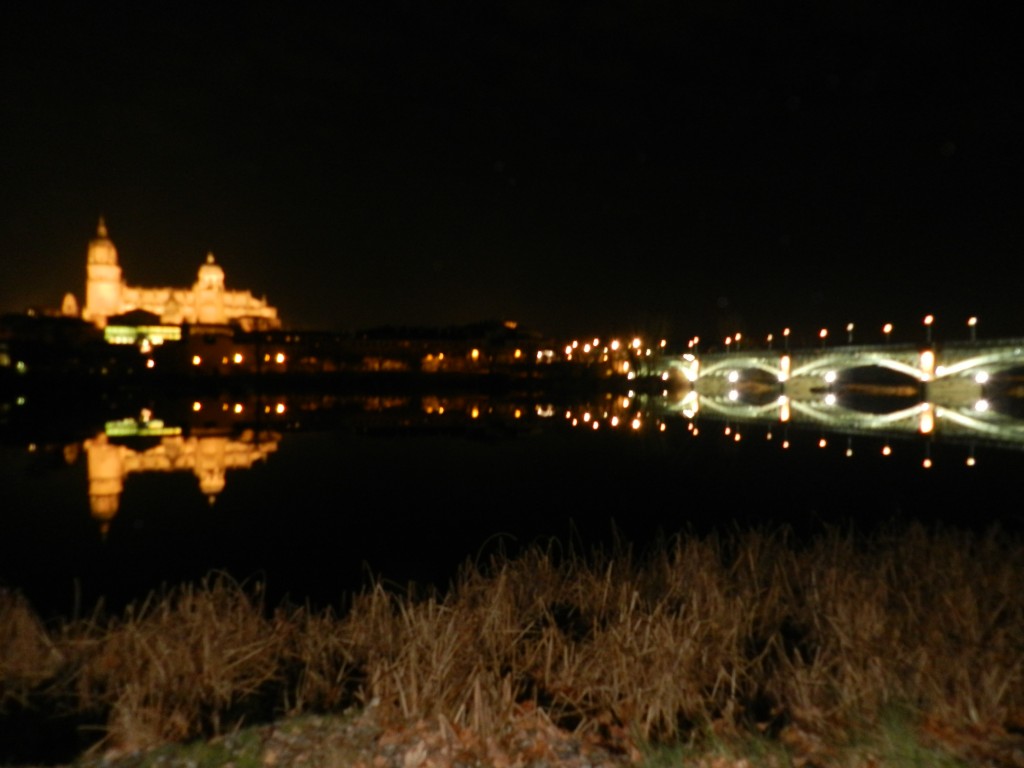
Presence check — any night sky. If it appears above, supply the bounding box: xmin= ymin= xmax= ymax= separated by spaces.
xmin=2 ymin=3 xmax=1021 ymax=343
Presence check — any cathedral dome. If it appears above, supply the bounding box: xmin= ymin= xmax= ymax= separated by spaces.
xmin=197 ymin=252 xmax=225 ymax=289
xmin=87 ymin=217 xmax=118 ymax=266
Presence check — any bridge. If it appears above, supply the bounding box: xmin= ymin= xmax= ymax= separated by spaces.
xmin=650 ymin=339 xmax=1024 ymax=452
xmin=660 ymin=339 xmax=1024 ymax=405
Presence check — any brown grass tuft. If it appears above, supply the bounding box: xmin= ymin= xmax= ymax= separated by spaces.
xmin=3 ymin=523 xmax=1023 ymax=758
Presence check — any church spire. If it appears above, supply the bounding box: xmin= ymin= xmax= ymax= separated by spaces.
xmin=96 ymin=216 xmax=108 ymax=239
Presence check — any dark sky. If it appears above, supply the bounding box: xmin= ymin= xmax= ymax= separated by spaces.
xmin=2 ymin=2 xmax=1021 ymax=343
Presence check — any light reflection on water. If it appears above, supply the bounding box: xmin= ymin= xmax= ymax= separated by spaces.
xmin=2 ymin=386 xmax=1023 ymax=616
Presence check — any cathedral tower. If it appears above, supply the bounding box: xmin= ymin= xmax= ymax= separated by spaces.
xmin=82 ymin=217 xmax=124 ymax=328
xmin=194 ymin=252 xmax=226 ymax=324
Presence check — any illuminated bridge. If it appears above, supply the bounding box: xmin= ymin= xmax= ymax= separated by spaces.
xmin=662 ymin=339 xmax=1024 ymax=405
xmin=653 ymin=339 xmax=1024 ymax=452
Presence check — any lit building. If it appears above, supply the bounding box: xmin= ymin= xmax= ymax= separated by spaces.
xmin=79 ymin=218 xmax=280 ymax=331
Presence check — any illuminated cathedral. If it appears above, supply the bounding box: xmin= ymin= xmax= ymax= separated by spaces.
xmin=79 ymin=218 xmax=280 ymax=330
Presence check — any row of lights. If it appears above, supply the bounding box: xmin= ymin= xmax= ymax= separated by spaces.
xmin=190 ymin=352 xmax=287 ymax=366
xmin=718 ymin=315 xmax=981 ymax=350
xmin=558 ymin=404 xmax=981 ymax=470
xmin=191 ymin=401 xmax=287 ymax=415
xmin=718 ymin=423 xmax=979 ymax=468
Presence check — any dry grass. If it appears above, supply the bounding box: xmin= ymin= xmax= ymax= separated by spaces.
xmin=2 ymin=523 xmax=1023 ymax=759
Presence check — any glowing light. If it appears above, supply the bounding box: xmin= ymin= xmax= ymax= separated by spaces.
xmin=919 ymin=406 xmax=935 ymax=434
xmin=923 ymin=314 xmax=934 ymax=326
xmin=145 ymin=359 xmax=155 ymax=369
xmin=975 ymin=399 xmax=989 ymax=412
xmin=191 ymin=355 xmax=202 ymax=366
xmin=583 ymin=412 xmax=592 ymax=423
xmin=922 ymin=458 xmax=933 ymax=469
xmin=471 ymin=407 xmax=480 ymax=419
xmin=778 ymin=395 xmax=790 ymax=423
xmin=778 ymin=355 xmax=791 ymax=383
xmin=920 ymin=350 xmax=935 ymax=380
xmin=818 ymin=437 xmax=827 ymax=448
xmin=824 ymin=371 xmax=837 ymax=384
xmin=692 ymin=427 xmax=700 ymax=437
xmin=881 ymin=445 xmax=892 ymax=456
xmin=233 ymin=403 xmax=243 ymax=414
xmin=728 ymin=390 xmax=739 ymax=401
xmin=845 ymin=447 xmax=853 ymax=457
xmin=782 ymin=439 xmax=790 ymax=449
xmin=631 ymin=337 xmax=642 ymax=349
xmin=661 ymin=372 xmax=670 ymax=381
xmin=734 ymin=432 xmax=741 ymax=442
xmin=724 ymin=426 xmax=732 ymax=436
xmin=824 ymin=393 xmax=837 ymax=406
xmin=275 ymin=352 xmax=286 ymax=364
xmin=975 ymin=371 xmax=989 ymax=384
xmin=514 ymin=349 xmax=522 ymax=359
xmin=592 ymin=421 xmax=599 ymax=430
xmin=583 ymin=343 xmax=592 ymax=353
xmin=275 ymin=403 xmax=286 ymax=414
xmin=819 ymin=328 xmax=828 ymax=339
xmin=470 ymin=348 xmax=480 ymax=361
xmin=966 ymin=456 xmax=977 ymax=467
xmin=514 ymin=408 xmax=522 ymax=419
xmin=621 ymin=361 xmax=631 ymax=373
xmin=233 ymin=353 xmax=244 ymax=364
xmin=883 ymin=322 xmax=893 ymax=336
xmin=564 ymin=345 xmax=573 ymax=356
xmin=610 ymin=339 xmax=621 ymax=351
xmin=659 ymin=339 xmax=667 ymax=348
xmin=968 ymin=316 xmax=978 ymax=327
xmin=192 ymin=401 xmax=202 ymax=412
xmin=630 ymin=418 xmax=642 ymax=430
xmin=610 ymin=416 xmax=620 ymax=427
xmin=659 ymin=423 xmax=667 ymax=432
xmin=571 ymin=418 xmax=578 ymax=427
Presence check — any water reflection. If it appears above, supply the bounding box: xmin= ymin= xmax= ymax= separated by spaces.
xmin=84 ymin=429 xmax=280 ymax=535
xmin=3 ymin=382 xmax=1024 ymax=535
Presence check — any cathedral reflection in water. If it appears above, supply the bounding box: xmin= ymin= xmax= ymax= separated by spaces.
xmin=83 ymin=423 xmax=279 ymax=534
xmin=5 ymin=380 xmax=1024 ymax=536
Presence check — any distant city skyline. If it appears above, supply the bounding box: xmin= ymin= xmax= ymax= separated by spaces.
xmin=2 ymin=4 xmax=1021 ymax=341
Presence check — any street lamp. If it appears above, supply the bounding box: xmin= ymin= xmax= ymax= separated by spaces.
xmin=782 ymin=327 xmax=791 ymax=351
xmin=766 ymin=333 xmax=774 ymax=350
xmin=882 ymin=322 xmax=893 ymax=344
xmin=819 ymin=327 xmax=828 ymax=348
xmin=967 ymin=316 xmax=978 ymax=342
xmin=923 ymin=314 xmax=934 ymax=344
xmin=846 ymin=322 xmax=855 ymax=344
xmin=734 ymin=332 xmax=742 ymax=351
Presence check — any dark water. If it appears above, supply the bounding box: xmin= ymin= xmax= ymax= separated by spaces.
xmin=3 ymin=386 xmax=1023 ymax=619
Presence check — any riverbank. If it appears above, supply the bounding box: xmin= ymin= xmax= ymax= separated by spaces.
xmin=3 ymin=523 xmax=1023 ymax=765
